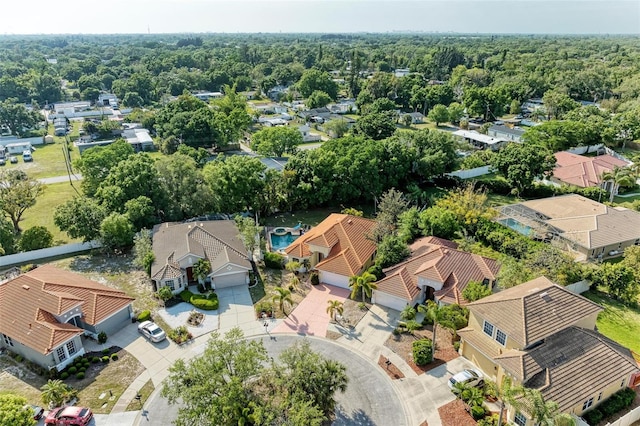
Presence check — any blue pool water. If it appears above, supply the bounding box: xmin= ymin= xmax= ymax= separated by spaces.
xmin=499 ymin=217 xmax=534 ymax=236
xmin=270 ymin=232 xmax=299 ymax=251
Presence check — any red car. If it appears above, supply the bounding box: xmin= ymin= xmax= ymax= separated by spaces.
xmin=44 ymin=406 xmax=93 ymax=425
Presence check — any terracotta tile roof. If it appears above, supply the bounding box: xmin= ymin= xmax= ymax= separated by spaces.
xmin=494 ymin=326 xmax=640 ymax=413
xmin=376 ymin=237 xmax=499 ymax=305
xmin=151 ymin=221 xmax=251 ymax=280
xmin=0 ymin=265 xmax=133 ymax=355
xmin=467 ymin=277 xmax=603 ymax=347
xmin=285 ymin=214 xmax=377 ymax=277
xmin=552 ymin=152 xmax=629 ymax=188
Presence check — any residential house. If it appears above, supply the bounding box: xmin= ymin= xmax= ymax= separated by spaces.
xmin=402 ymin=112 xmax=425 ymax=124
xmin=284 ymin=214 xmax=376 ymax=289
xmin=151 ymin=221 xmax=252 ymax=293
xmin=267 ymin=85 xmax=289 ymax=101
xmin=498 ymin=194 xmax=640 ymax=260
xmin=297 ymin=107 xmax=332 ymax=122
xmin=192 ymin=91 xmax=223 ymax=102
xmin=298 ymin=125 xmax=322 ymax=142
xmin=97 ymin=93 xmax=119 ymax=108
xmin=0 ymin=265 xmax=133 ymax=372
xmin=457 ymin=277 xmax=640 ymax=424
xmin=261 ymin=118 xmax=287 ymax=127
xmin=551 ymin=151 xmax=631 ymax=192
xmin=487 ymin=125 xmax=525 ymax=142
xmin=452 ymin=130 xmax=508 ymax=151
xmin=394 ymin=68 xmax=411 ymax=78
xmin=328 ymin=99 xmax=357 ymax=114
xmin=372 ymin=237 xmax=500 ymax=311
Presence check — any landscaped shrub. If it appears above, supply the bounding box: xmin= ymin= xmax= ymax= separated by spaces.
xmin=168 ymin=326 xmax=193 ymax=344
xmin=91 ymin=356 xmax=100 ymax=363
xmin=264 ymin=252 xmax=284 ymax=269
xmin=111 ymin=354 xmax=118 ymax=361
xmin=584 ymin=388 xmax=636 ymax=425
xmin=137 ymin=310 xmax=151 ymax=322
xmin=476 ymin=413 xmax=499 ymax=426
xmin=68 ymin=366 xmax=77 ymax=374
xmin=583 ymin=408 xmax=603 ymax=425
xmin=412 ymin=338 xmax=433 ymax=365
xmin=180 ymin=290 xmax=194 ymax=303
xmin=74 ymin=356 xmax=83 ymax=364
xmin=82 ymin=358 xmax=90 ymax=365
xmin=75 ymin=372 xmax=85 ymax=380
xmin=60 ymin=372 xmax=69 ymax=380
xmin=453 ymin=341 xmax=461 ymax=351
xmin=79 ymin=367 xmax=86 ymax=373
xmin=255 ymin=300 xmax=273 ymax=317
xmin=15 ymin=355 xmax=23 ymax=362
xmin=310 ymin=272 xmax=320 ymax=285
xmin=197 ymin=283 xmax=206 ymax=293
xmin=470 ymin=405 xmax=486 ymax=420
xmin=190 ymin=293 xmax=219 ymax=310
xmin=101 ymin=356 xmax=110 ymax=363
xmin=98 ymin=331 xmax=108 ymax=344
xmin=102 ymin=348 xmax=110 ymax=355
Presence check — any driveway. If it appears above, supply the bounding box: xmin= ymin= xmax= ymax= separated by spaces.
xmin=157 ymin=303 xmax=219 ymax=339
xmin=139 ymin=335 xmax=407 ymax=426
xmin=272 ymin=283 xmax=350 ymax=336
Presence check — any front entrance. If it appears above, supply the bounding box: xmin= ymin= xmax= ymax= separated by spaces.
xmin=186 ymin=267 xmax=194 ymax=282
xmin=424 ymin=286 xmax=435 ymax=302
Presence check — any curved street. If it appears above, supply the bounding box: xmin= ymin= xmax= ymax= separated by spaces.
xmin=140 ymin=335 xmax=407 ymax=426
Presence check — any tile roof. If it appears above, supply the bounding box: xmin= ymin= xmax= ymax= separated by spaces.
xmin=467 ymin=277 xmax=603 ymax=347
xmin=284 ymin=214 xmax=376 ymax=277
xmin=151 ymin=221 xmax=251 ymax=280
xmin=552 ymin=152 xmax=629 ymax=188
xmin=511 ymin=194 xmax=640 ymax=250
xmin=0 ymin=265 xmax=133 ymax=355
xmin=376 ymin=237 xmax=499 ymax=305
xmin=494 ymin=326 xmax=640 ymax=413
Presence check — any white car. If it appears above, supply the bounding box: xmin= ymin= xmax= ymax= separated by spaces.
xmin=137 ymin=320 xmax=166 ymax=343
xmin=448 ymin=368 xmax=484 ymax=389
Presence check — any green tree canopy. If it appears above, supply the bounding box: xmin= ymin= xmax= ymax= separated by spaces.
xmin=252 ymin=126 xmax=303 ymax=157
xmin=54 ymin=197 xmax=108 ymax=242
xmin=297 ymin=69 xmax=338 ymax=99
xmin=74 ymin=139 xmax=135 ymax=198
xmin=18 ymin=226 xmax=54 ymax=252
xmin=0 ymin=393 xmax=36 ymax=426
xmin=0 ymin=170 xmax=45 ymax=232
xmin=100 ymin=213 xmax=135 ymax=251
xmin=491 ymin=143 xmax=556 ymax=195
xmin=306 ymin=90 xmax=332 ymax=109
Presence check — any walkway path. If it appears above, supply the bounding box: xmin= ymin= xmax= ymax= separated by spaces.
xmin=38 ymin=174 xmax=82 ymax=184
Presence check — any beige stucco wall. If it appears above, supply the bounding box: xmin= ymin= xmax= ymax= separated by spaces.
xmin=570 ymin=375 xmax=631 ymax=416
xmin=460 ymin=340 xmax=499 ymax=382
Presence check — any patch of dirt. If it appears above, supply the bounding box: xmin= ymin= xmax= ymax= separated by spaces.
xmin=325 ymin=330 xmax=344 ymax=341
xmin=257 ymin=268 xmax=313 ymax=318
xmin=419 ymin=421 xmax=429 ymax=426
xmin=378 ymin=355 xmax=405 ymax=380
xmin=384 ymin=325 xmax=460 ymax=375
xmin=332 ymin=298 xmax=369 ymax=328
xmin=438 ymin=399 xmax=477 ymax=426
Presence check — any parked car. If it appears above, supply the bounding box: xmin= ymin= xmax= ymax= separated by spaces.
xmin=138 ymin=320 xmax=167 ymax=343
xmin=448 ymin=368 xmax=484 ymax=389
xmin=44 ymin=406 xmax=93 ymax=426
xmin=22 ymin=150 xmax=32 ymax=162
xmin=9 ymin=156 xmax=17 ymax=164
xmin=0 ymin=158 xmax=5 ymax=166
xmin=24 ymin=404 xmax=45 ymax=420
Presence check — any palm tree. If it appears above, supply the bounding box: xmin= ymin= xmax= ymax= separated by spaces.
xmin=192 ymin=259 xmax=211 ymax=288
xmin=418 ymin=300 xmax=440 ymax=360
xmin=41 ymin=379 xmax=76 ymax=408
xmin=326 ymin=300 xmax=344 ymax=322
xmin=272 ymin=286 xmax=293 ymax=317
xmin=400 ymin=305 xmax=417 ymax=321
xmin=285 ymin=260 xmax=301 ymax=290
xmin=494 ymin=376 xmax=527 ymax=426
xmin=348 ymin=272 xmax=378 ymax=303
xmin=518 ymin=388 xmax=576 ymax=426
xmin=602 ymin=166 xmax=637 ymax=203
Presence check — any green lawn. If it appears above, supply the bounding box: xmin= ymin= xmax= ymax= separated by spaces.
xmin=21 ymin=181 xmax=80 ymax=244
xmin=262 ymin=204 xmax=377 ymax=228
xmin=11 ymin=141 xmax=78 ymax=180
xmin=582 ymin=290 xmax=640 ymax=355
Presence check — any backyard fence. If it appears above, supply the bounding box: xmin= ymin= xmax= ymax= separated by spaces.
xmin=446 ymin=165 xmax=492 ymax=179
xmin=565 ymin=280 xmax=590 ymax=294
xmin=567 ymin=144 xmax=604 ymax=155
xmin=0 ymin=240 xmax=102 ymax=268
xmin=604 ymin=405 xmax=640 ymax=426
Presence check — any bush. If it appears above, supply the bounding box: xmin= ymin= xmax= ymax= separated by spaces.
xmin=91 ymin=357 xmax=100 ymax=363
xmin=68 ymin=366 xmax=77 ymax=374
xmin=97 ymin=331 xmax=108 ymax=344
xmin=190 ymin=293 xmax=219 ymax=310
xmin=74 ymin=356 xmax=83 ymax=364
xmin=310 ymin=272 xmax=319 ymax=285
xmin=79 ymin=367 xmax=86 ymax=373
xmin=477 ymin=414 xmax=499 ymax=426
xmin=60 ymin=372 xmax=69 ymax=380
xmin=470 ymin=405 xmax=486 ymax=420
xmin=264 ymin=252 xmax=284 ymax=269
xmin=255 ymin=300 xmax=273 ymax=316
xmin=102 ymin=348 xmax=111 ymax=355
xmin=180 ymin=290 xmax=194 ymax=303
xmin=101 ymin=356 xmax=110 ymax=363
xmin=583 ymin=408 xmax=603 ymax=425
xmin=453 ymin=341 xmax=461 ymax=351
xmin=392 ymin=328 xmax=401 ymax=335
xmin=111 ymin=354 xmax=118 ymax=361
xmin=137 ymin=310 xmax=151 ymax=322
xmin=15 ymin=355 xmax=23 ymax=362
xmin=197 ymin=283 xmax=206 ymax=293
xmin=412 ymin=339 xmax=433 ymax=365
xmin=82 ymin=358 xmax=90 ymax=365
xmin=75 ymin=372 xmax=85 ymax=380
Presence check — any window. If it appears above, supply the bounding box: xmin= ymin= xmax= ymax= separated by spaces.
xmin=514 ymin=412 xmax=527 ymax=426
xmin=483 ymin=321 xmax=494 ymax=337
xmin=66 ymin=340 xmax=76 ymax=355
xmin=495 ymin=329 xmax=507 ymax=345
xmin=56 ymin=346 xmax=66 ymax=362
xmin=2 ymin=334 xmax=13 ymax=347
xmin=621 ymin=379 xmax=626 ymax=388
xmin=166 ymin=280 xmax=175 ymax=291
xmin=178 ymin=278 xmax=182 ymax=288
xmin=583 ymin=397 xmax=594 ymax=411
xmin=597 ymin=392 xmax=602 ymax=401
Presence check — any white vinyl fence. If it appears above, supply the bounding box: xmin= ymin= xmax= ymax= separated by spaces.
xmin=446 ymin=165 xmax=492 ymax=179
xmin=605 ymin=405 xmax=640 ymax=426
xmin=565 ymin=280 xmax=590 ymax=294
xmin=0 ymin=240 xmax=102 ymax=268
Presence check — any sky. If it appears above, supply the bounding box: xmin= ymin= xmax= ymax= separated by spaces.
xmin=2 ymin=0 xmax=639 ymax=35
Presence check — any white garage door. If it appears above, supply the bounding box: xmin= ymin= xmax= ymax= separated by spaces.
xmin=319 ymin=271 xmax=350 ymax=289
xmin=372 ymin=291 xmax=409 ymax=312
xmin=212 ymin=272 xmax=245 ymax=289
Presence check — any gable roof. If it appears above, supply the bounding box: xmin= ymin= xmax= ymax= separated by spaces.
xmin=466 ymin=277 xmax=602 ymax=347
xmin=493 ymin=326 xmax=639 ymax=413
xmin=376 ymin=237 xmax=500 ymax=305
xmin=284 ymin=214 xmax=376 ymax=277
xmin=552 ymin=152 xmax=629 ymax=188
xmin=0 ymin=265 xmax=133 ymax=355
xmin=151 ymin=220 xmax=251 ymax=280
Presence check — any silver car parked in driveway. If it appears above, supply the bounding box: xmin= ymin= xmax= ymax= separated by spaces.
xmin=138 ymin=320 xmax=167 ymax=343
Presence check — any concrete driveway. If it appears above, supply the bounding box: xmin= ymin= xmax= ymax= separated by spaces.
xmin=139 ymin=335 xmax=407 ymax=426
xmin=272 ymin=283 xmax=350 ymax=336
xmin=157 ymin=303 xmax=219 ymax=339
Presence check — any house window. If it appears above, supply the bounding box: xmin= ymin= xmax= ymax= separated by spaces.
xmin=66 ymin=340 xmax=76 ymax=355
xmin=482 ymin=278 xmax=490 ymax=286
xmin=483 ymin=321 xmax=494 ymax=338
xmin=621 ymin=379 xmax=626 ymax=388
xmin=56 ymin=346 xmax=66 ymax=362
xmin=2 ymin=334 xmax=13 ymax=347
xmin=178 ymin=278 xmax=182 ymax=288
xmin=166 ymin=280 xmax=175 ymax=291
xmin=495 ymin=329 xmax=507 ymax=346
xmin=514 ymin=412 xmax=527 ymax=426
xmin=583 ymin=397 xmax=594 ymax=411
xmin=597 ymin=392 xmax=602 ymax=401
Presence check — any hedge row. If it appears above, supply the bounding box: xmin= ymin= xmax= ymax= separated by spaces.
xmin=190 ymin=293 xmax=219 ymax=310
xmin=264 ymin=252 xmax=284 ymax=269
xmin=583 ymin=387 xmax=636 ymax=425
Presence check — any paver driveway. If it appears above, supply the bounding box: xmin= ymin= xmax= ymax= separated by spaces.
xmin=272 ymin=283 xmax=350 ymax=336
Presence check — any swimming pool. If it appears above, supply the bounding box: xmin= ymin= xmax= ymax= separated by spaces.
xmin=270 ymin=232 xmax=299 ymax=251
xmin=499 ymin=217 xmax=534 ymax=236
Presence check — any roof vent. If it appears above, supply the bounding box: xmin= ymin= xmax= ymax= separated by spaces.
xmin=347 ymin=219 xmax=352 ymax=224
xmin=540 ymin=291 xmax=552 ymax=302
xmin=22 ymin=285 xmax=30 ymax=290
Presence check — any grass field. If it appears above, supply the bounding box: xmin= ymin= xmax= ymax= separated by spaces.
xmin=582 ymin=290 xmax=640 ymax=355
xmin=21 ymin=181 xmax=80 ymax=244
xmin=10 ymin=142 xmax=78 ymax=180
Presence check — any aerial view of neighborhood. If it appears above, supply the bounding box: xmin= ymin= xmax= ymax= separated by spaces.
xmin=1 ymin=1 xmax=640 ymax=425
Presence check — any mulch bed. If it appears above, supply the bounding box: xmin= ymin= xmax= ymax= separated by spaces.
xmin=384 ymin=325 xmax=460 ymax=374
xmin=377 ymin=355 xmax=405 ymax=380
xmin=438 ymin=399 xmax=477 ymax=426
